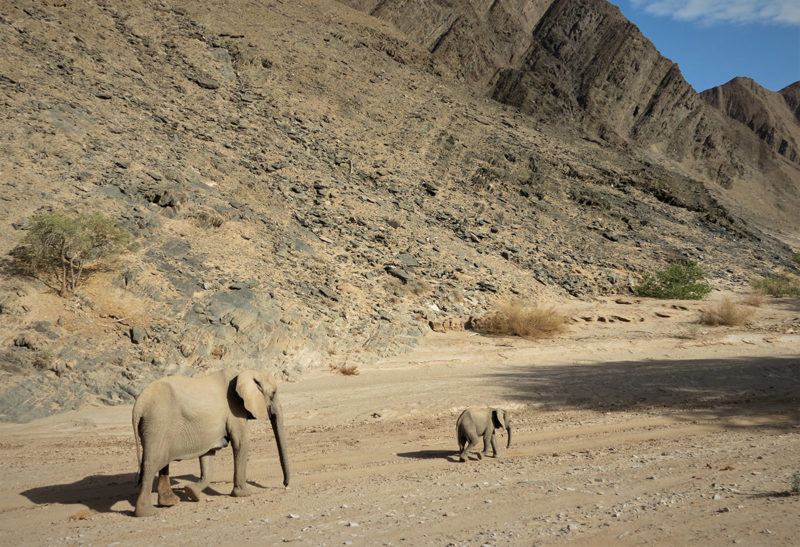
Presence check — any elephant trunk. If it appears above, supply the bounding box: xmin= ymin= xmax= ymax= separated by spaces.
xmin=268 ymin=399 xmax=290 ymax=487
xmin=506 ymin=426 xmax=512 ymax=449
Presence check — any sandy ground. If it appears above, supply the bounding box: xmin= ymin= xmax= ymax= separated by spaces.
xmin=1 ymin=295 xmax=798 ymax=546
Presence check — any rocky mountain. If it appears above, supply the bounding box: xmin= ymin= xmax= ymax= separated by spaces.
xmin=0 ymin=0 xmax=797 ymax=421
xmin=780 ymin=81 xmax=800 ymax=120
xmin=344 ymin=0 xmax=800 ymax=235
xmin=701 ymin=77 xmax=800 ymax=165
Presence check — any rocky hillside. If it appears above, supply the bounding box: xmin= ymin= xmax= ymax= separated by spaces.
xmin=345 ymin=0 xmax=800 ymax=235
xmin=0 ymin=0 xmax=797 ymax=421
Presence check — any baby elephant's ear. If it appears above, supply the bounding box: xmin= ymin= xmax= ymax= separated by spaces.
xmin=492 ymin=409 xmax=506 ymax=429
xmin=235 ymin=370 xmax=268 ymax=420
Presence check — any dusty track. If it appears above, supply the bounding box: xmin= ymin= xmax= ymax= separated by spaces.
xmin=1 ymin=296 xmax=799 ymax=545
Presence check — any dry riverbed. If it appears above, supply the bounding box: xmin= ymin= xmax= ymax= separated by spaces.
xmin=1 ymin=296 xmax=798 ymax=545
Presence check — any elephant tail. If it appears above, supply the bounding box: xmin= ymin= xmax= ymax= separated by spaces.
xmin=132 ymin=409 xmax=144 ymax=486
xmin=456 ymin=409 xmax=468 ymax=450
xmin=456 ymin=427 xmax=466 ymax=451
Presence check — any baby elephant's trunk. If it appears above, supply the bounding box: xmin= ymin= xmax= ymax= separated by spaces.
xmin=506 ymin=426 xmax=512 ymax=449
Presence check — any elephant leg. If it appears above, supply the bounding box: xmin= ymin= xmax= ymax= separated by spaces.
xmin=231 ymin=429 xmax=252 ymax=497
xmin=134 ymin=461 xmax=158 ymax=517
xmin=157 ymin=464 xmax=179 ymax=507
xmin=489 ymin=431 xmax=499 ymax=458
xmin=185 ymin=452 xmax=215 ymax=502
xmin=459 ymin=431 xmax=481 ymax=462
xmin=482 ymin=431 xmax=492 ymax=456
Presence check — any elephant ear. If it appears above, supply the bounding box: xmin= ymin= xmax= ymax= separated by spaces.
xmin=235 ymin=370 xmax=268 ymax=420
xmin=492 ymin=409 xmax=506 ymax=429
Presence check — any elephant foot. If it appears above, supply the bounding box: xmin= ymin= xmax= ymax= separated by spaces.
xmin=184 ymin=485 xmax=203 ymax=502
xmin=231 ymin=486 xmax=253 ymax=497
xmin=156 ymin=473 xmax=179 ymax=506
xmin=158 ymin=489 xmax=179 ymax=507
xmin=476 ymin=452 xmax=483 ymax=460
xmin=134 ymin=504 xmax=156 ymax=518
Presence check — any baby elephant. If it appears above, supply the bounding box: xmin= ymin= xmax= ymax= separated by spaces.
xmin=456 ymin=407 xmax=512 ymax=462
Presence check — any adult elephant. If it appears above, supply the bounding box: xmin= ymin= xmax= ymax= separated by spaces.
xmin=132 ymin=369 xmax=289 ymax=517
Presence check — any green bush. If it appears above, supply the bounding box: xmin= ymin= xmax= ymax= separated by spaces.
xmin=750 ymin=272 xmax=800 ymax=297
xmin=11 ymin=209 xmax=132 ymax=295
xmin=634 ymin=260 xmax=712 ymax=300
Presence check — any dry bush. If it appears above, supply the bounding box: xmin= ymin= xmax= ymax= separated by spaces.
xmin=699 ymin=297 xmax=754 ymax=326
xmin=329 ymin=363 xmax=360 ymax=376
xmin=751 ymin=272 xmax=800 ymax=297
xmin=478 ymin=302 xmax=565 ymax=339
xmin=406 ymin=279 xmax=431 ymax=296
xmin=188 ymin=208 xmax=225 ymax=229
xmin=675 ymin=324 xmax=703 ymax=340
xmin=83 ymin=274 xmax=150 ymax=328
xmin=383 ymin=277 xmax=431 ymax=298
xmin=210 ymin=344 xmax=227 ymax=360
xmin=741 ymin=290 xmax=765 ymax=307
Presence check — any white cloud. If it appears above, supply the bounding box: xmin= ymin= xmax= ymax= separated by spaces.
xmin=629 ymin=0 xmax=800 ymax=25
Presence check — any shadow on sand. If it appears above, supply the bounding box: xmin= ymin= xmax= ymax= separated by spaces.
xmin=489 ymin=355 xmax=800 ymax=428
xmin=21 ymin=473 xmax=138 ymax=515
xmin=396 ymin=449 xmax=460 ymax=462
xmin=20 ymin=472 xmax=266 ymax=515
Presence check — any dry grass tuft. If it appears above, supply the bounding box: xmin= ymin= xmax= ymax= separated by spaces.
xmin=699 ymin=297 xmax=755 ymax=326
xmin=751 ymin=272 xmax=800 ymax=297
xmin=69 ymin=508 xmax=97 ymax=521
xmin=210 ymin=344 xmax=227 ymax=360
xmin=478 ymin=302 xmax=565 ymax=340
xmin=329 ymin=363 xmax=360 ymax=376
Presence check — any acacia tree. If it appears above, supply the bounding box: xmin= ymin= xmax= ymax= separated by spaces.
xmin=12 ymin=210 xmax=132 ymax=296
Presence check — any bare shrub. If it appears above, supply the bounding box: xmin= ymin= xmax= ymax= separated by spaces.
xmin=791 ymin=471 xmax=800 ymax=495
xmin=477 ymin=302 xmax=565 ymax=339
xmin=741 ymin=290 xmax=765 ymax=307
xmin=384 ymin=277 xmax=431 ymax=298
xmin=329 ymin=363 xmax=360 ymax=376
xmin=31 ymin=350 xmax=54 ymax=370
xmin=406 ymin=279 xmax=431 ymax=296
xmin=699 ymin=297 xmax=754 ymax=326
xmin=189 ymin=208 xmax=224 ymax=229
xmin=210 ymin=345 xmax=227 ymax=360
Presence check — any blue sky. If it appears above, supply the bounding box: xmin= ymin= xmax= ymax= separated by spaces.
xmin=611 ymin=1 xmax=800 ymax=92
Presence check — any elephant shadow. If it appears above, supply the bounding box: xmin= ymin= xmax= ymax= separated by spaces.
xmin=396 ymin=449 xmax=461 ymax=462
xmin=169 ymin=474 xmax=270 ymax=497
xmin=21 ymin=473 xmax=139 ymax=515
xmin=20 ymin=473 xmax=264 ymax=516
xmin=171 ymin=474 xmax=224 ymax=498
